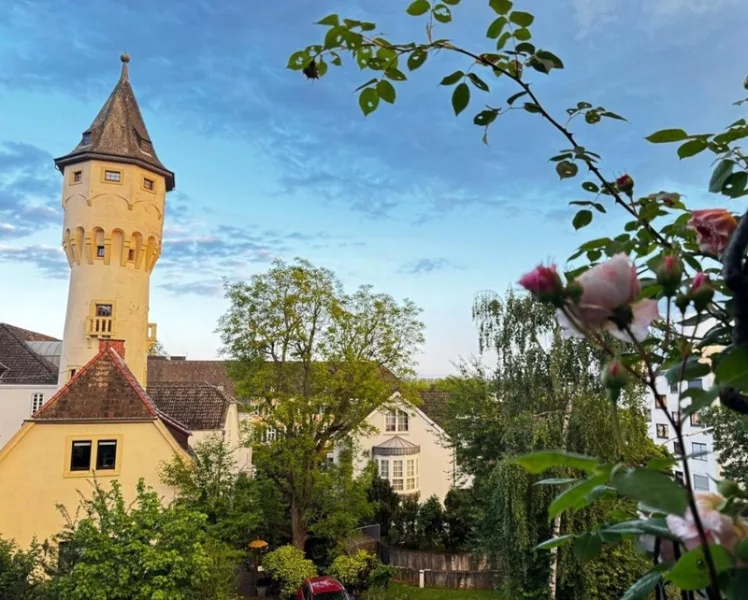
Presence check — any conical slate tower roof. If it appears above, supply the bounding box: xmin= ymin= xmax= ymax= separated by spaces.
xmin=54 ymin=53 xmax=175 ymax=191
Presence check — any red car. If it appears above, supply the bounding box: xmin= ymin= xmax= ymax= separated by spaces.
xmin=295 ymin=576 xmax=352 ymax=600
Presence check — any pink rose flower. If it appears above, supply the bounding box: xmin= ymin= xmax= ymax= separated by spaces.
xmin=687 ymin=209 xmax=738 ymax=256
xmin=518 ymin=265 xmax=562 ymax=301
xmin=557 ymin=253 xmax=660 ymax=342
xmin=667 ymin=492 xmax=748 ymax=557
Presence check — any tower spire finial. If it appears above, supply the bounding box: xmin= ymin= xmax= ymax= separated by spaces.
xmin=120 ymin=52 xmax=130 ymax=81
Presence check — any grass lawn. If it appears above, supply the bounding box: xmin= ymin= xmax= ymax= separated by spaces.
xmin=388 ymin=583 xmax=502 ymax=599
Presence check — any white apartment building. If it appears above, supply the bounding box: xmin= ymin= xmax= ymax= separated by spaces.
xmin=646 ymin=371 xmax=720 ymax=492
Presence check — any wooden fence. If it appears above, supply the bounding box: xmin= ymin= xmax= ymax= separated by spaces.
xmin=378 ymin=544 xmax=499 ymax=590
xmin=378 ymin=544 xmax=489 ymax=572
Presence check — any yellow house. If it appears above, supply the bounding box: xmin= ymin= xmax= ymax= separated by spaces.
xmin=0 ymin=340 xmax=191 ymax=548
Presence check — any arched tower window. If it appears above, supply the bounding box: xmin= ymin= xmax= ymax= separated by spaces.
xmin=130 ymin=232 xmax=143 ymax=265
xmin=73 ymin=227 xmax=85 ymax=263
xmin=111 ymin=229 xmax=124 ymax=265
xmin=93 ymin=228 xmax=105 ymax=259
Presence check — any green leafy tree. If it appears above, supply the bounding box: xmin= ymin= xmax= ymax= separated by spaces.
xmin=50 ymin=480 xmax=213 ymax=600
xmin=389 ymin=495 xmax=419 ymax=548
xmin=147 ymin=340 xmax=168 ymax=357
xmin=262 ymin=545 xmax=317 ymax=600
xmin=160 ymin=436 xmax=264 ymax=549
xmin=219 ymin=258 xmax=424 ymax=549
xmin=305 ymin=447 xmax=375 ymax=567
xmin=0 ymin=537 xmax=47 ymax=600
xmin=416 ymin=495 xmax=445 ymax=551
xmin=450 ymin=292 xmax=659 ymax=599
xmin=366 ymin=469 xmax=400 ymax=539
xmin=703 ymin=406 xmax=748 ymax=487
xmin=443 ymin=488 xmax=478 ymax=553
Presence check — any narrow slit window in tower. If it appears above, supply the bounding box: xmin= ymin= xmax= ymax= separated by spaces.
xmin=128 ymin=249 xmax=135 ymax=261
xmin=97 ymin=246 xmax=105 ymax=258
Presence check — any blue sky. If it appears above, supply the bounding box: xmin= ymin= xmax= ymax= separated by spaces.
xmin=0 ymin=0 xmax=745 ymax=377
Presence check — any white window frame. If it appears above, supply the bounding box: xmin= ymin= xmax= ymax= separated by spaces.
xmin=692 ymin=442 xmax=707 ymax=461
xmin=392 ymin=460 xmax=404 ymax=491
xmin=385 ymin=409 xmax=409 ymax=433
xmin=693 ymin=474 xmax=710 ymax=491
xmin=31 ymin=392 xmax=44 ymax=414
xmin=406 ymin=459 xmax=416 ymax=491
xmin=385 ymin=412 xmax=397 ymax=432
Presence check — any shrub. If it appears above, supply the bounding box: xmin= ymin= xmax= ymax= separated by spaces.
xmin=329 ymin=550 xmax=391 ymax=593
xmin=262 ymin=545 xmax=317 ymax=599
xmin=0 ymin=537 xmax=46 ymax=599
xmin=367 ymin=563 xmax=394 ymax=590
xmin=50 ymin=480 xmax=213 ymax=600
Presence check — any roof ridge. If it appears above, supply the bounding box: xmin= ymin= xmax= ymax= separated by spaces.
xmin=107 ymin=348 xmax=158 ymax=417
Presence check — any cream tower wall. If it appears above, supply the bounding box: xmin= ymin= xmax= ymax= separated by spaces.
xmin=58 ymin=159 xmax=166 ymax=387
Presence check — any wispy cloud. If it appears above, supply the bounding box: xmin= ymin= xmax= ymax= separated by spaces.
xmin=0 ymin=244 xmax=67 ymax=278
xmin=399 ymin=257 xmax=462 ymax=275
xmin=0 ymin=142 xmax=60 ymax=239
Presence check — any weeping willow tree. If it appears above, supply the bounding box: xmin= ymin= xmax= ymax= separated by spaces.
xmin=445 ymin=290 xmax=662 ymax=600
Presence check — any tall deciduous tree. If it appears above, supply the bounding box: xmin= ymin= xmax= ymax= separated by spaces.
xmin=703 ymin=406 xmax=748 ymax=488
xmin=444 ymin=291 xmax=660 ymax=599
xmin=218 ymin=258 xmax=424 ymax=549
xmin=160 ymin=436 xmax=265 ymax=549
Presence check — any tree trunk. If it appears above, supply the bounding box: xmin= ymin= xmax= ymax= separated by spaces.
xmin=291 ymin=495 xmax=307 ymax=551
xmin=548 ymin=393 xmax=574 ymax=599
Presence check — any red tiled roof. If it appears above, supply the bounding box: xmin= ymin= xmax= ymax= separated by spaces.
xmin=148 ymin=358 xmax=238 ymax=397
xmin=147 ymin=382 xmax=231 ymax=431
xmin=34 ymin=342 xmax=158 ymax=421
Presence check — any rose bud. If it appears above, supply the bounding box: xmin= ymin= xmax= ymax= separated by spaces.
xmin=602 ymin=359 xmax=628 ymax=391
xmin=690 ymin=272 xmax=715 ymax=312
xmin=519 ymin=265 xmax=564 ymax=305
xmin=656 ymin=255 xmax=683 ymax=297
xmin=616 ymin=174 xmax=635 ymax=196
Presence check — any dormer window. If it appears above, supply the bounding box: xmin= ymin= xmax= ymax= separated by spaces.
xmin=81 ymin=132 xmax=92 ymax=146
xmin=140 ymin=139 xmax=153 ymax=154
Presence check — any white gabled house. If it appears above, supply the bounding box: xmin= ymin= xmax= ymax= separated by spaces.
xmin=353 ymin=391 xmax=465 ymax=502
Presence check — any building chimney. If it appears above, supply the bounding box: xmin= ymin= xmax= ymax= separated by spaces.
xmin=99 ymin=339 xmax=126 ymax=358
